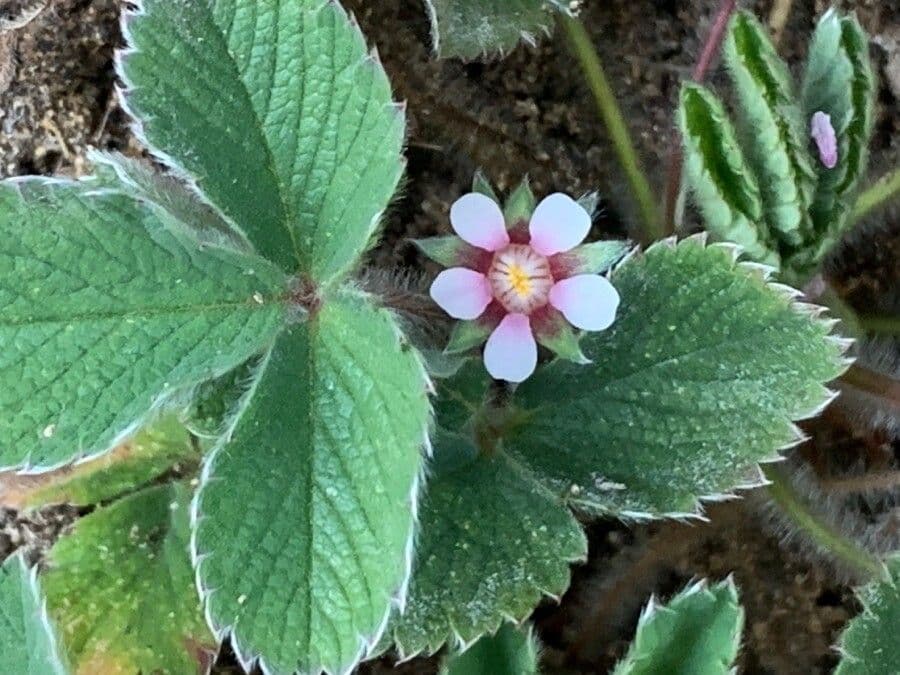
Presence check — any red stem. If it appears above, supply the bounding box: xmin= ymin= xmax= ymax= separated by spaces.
xmin=663 ymin=0 xmax=738 ymax=234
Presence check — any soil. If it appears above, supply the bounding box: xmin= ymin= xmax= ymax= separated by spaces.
xmin=0 ymin=0 xmax=896 ymax=674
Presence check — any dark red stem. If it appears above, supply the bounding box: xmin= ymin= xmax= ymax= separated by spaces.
xmin=663 ymin=0 xmax=738 ymax=235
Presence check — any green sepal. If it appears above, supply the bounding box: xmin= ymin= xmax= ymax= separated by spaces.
xmin=678 ymin=83 xmax=777 ymax=266
xmin=472 ymin=170 xmax=501 ymax=203
xmin=724 ymin=11 xmax=816 ymax=250
xmin=446 ymin=319 xmax=494 ymax=354
xmin=414 ymin=235 xmax=474 ymax=268
xmin=555 ymin=239 xmax=632 ymax=275
xmin=577 ymin=191 xmax=600 ymax=218
xmin=533 ymin=309 xmax=589 ymax=365
xmin=503 ymin=177 xmax=537 ymax=227
xmin=613 ymin=578 xmax=744 ymax=675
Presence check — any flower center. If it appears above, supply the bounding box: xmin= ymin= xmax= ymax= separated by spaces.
xmin=488 ymin=244 xmax=553 ymax=314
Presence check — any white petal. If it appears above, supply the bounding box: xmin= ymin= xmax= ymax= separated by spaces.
xmin=450 ymin=193 xmax=510 ymax=251
xmin=430 ymin=268 xmax=492 ymax=320
xmin=529 ymin=193 xmax=591 ymax=256
xmin=483 ymin=313 xmax=537 ymax=383
xmin=549 ymin=274 xmax=620 ymax=331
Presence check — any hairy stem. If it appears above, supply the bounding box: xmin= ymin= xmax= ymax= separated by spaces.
xmin=763 ymin=464 xmax=885 ymax=580
xmin=856 ymin=314 xmax=900 ymax=335
xmin=559 ymin=15 xmax=661 ymax=243
xmin=663 ymin=0 xmax=738 ymax=233
xmin=839 ymin=364 xmax=900 ymax=414
xmin=851 ymin=167 xmax=900 ymax=224
xmin=823 ymin=471 xmax=900 ymax=494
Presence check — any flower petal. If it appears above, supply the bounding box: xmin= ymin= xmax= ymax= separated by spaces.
xmin=549 ymin=274 xmax=620 ymax=331
xmin=528 ymin=193 xmax=591 ymax=256
xmin=450 ymin=193 xmax=510 ymax=251
xmin=483 ymin=313 xmax=537 ymax=383
xmin=810 ymin=111 xmax=838 ymax=169
xmin=430 ymin=268 xmax=491 ymax=320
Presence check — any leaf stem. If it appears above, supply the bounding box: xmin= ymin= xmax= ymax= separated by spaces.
xmin=851 ymin=167 xmax=900 ymax=224
xmin=762 ymin=464 xmax=885 ymax=579
xmin=559 ymin=15 xmax=661 ymax=243
xmin=823 ymin=471 xmax=900 ymax=494
xmin=838 ymin=364 xmax=900 ymax=414
xmin=663 ymin=0 xmax=738 ymax=234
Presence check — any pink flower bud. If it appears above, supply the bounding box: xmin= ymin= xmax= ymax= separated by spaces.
xmin=810 ymin=111 xmax=838 ymax=169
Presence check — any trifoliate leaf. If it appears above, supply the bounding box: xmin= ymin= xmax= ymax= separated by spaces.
xmin=425 ymin=0 xmax=567 ymax=60
xmin=613 ymin=578 xmax=743 ymax=675
xmin=0 ymin=416 xmax=199 ymax=510
xmin=441 ymin=622 xmax=541 ymax=675
xmin=0 ymin=554 xmax=68 ymax=675
xmin=678 ymin=84 xmax=775 ymax=266
xmin=513 ymin=236 xmax=847 ymax=517
xmin=42 ymin=483 xmax=215 ymax=675
xmin=193 ymin=290 xmax=431 ymax=675
xmin=802 ymin=10 xmax=875 ymax=252
xmin=0 ymin=180 xmax=286 ymax=470
xmin=835 ymin=557 xmax=900 ymax=675
xmin=724 ymin=11 xmax=816 ymax=249
xmin=121 ymin=0 xmax=405 ymax=281
xmin=389 ymin=428 xmax=586 ymax=658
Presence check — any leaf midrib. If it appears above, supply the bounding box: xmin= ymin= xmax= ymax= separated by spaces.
xmin=0 ymin=299 xmax=283 ymax=328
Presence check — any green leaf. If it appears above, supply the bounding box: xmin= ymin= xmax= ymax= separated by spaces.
xmin=89 ymin=151 xmax=250 ymax=253
xmin=0 ymin=554 xmax=68 ymax=675
xmin=425 ymin=0 xmax=566 ymax=60
xmin=678 ymin=83 xmax=776 ymax=266
xmin=836 ymin=557 xmax=900 ymax=675
xmin=42 ymin=483 xmax=215 ymax=675
xmin=802 ymin=11 xmax=875 ymax=245
xmin=441 ymin=623 xmax=541 ymax=675
xmin=512 ymin=236 xmax=847 ymax=516
xmin=1 ymin=416 xmax=199 ymax=510
xmin=193 ymin=290 xmax=430 ymax=675
xmin=613 ymin=578 xmax=743 ymax=675
xmin=121 ymin=0 xmax=405 ymax=281
xmin=724 ymin=11 xmax=816 ymax=249
xmin=0 ymin=180 xmax=286 ymax=470
xmin=389 ymin=429 xmax=586 ymax=658
xmin=185 ymin=356 xmax=262 ymax=440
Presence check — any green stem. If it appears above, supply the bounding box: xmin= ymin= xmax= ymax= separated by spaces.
xmin=851 ymin=167 xmax=900 ymax=224
xmin=763 ymin=464 xmax=885 ymax=580
xmin=856 ymin=314 xmax=900 ymax=335
xmin=559 ymin=15 xmax=661 ymax=243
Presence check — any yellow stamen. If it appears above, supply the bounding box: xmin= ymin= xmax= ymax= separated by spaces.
xmin=508 ymin=264 xmax=531 ymax=297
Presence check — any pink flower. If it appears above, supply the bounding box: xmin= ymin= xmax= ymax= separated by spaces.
xmin=426 ymin=191 xmax=620 ymax=383
xmin=810 ymin=111 xmax=838 ymax=169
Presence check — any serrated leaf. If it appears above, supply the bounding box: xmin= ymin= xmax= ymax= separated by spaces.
xmin=121 ymin=0 xmax=405 ymax=281
xmin=678 ymin=84 xmax=776 ymax=266
xmin=0 ymin=554 xmax=68 ymax=675
xmin=724 ymin=11 xmax=816 ymax=249
xmin=185 ymin=356 xmax=262 ymax=440
xmin=0 ymin=180 xmax=286 ymax=470
xmin=802 ymin=11 xmax=875 ymax=247
xmin=836 ymin=557 xmax=900 ymax=675
xmin=0 ymin=416 xmax=199 ymax=510
xmin=89 ymin=151 xmax=250 ymax=253
xmin=441 ymin=623 xmax=541 ymax=675
xmin=389 ymin=428 xmax=586 ymax=657
xmin=425 ymin=0 xmax=566 ymax=60
xmin=193 ymin=290 xmax=430 ymax=675
xmin=42 ymin=482 xmax=214 ymax=675
xmin=512 ymin=237 xmax=846 ymax=516
xmin=613 ymin=578 xmax=743 ymax=675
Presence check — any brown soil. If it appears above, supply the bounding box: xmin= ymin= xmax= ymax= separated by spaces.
xmin=0 ymin=1 xmax=896 ymax=674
